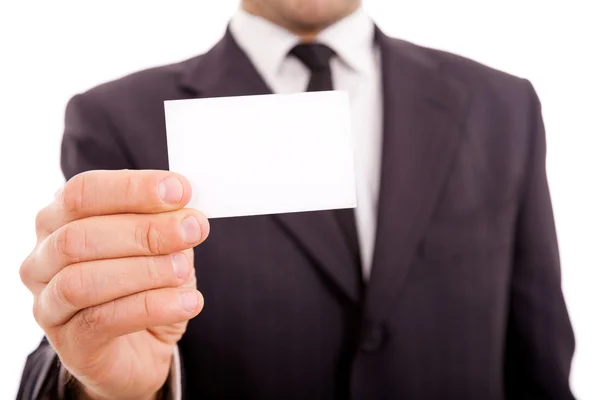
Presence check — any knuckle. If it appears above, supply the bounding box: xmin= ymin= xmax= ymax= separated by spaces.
xmin=62 ymin=173 xmax=87 ymax=213
xmin=123 ymin=173 xmax=137 ymax=205
xmin=142 ymin=291 xmax=155 ymax=319
xmin=19 ymin=253 xmax=35 ymax=287
xmin=32 ymin=299 xmax=46 ymax=327
xmin=135 ymin=220 xmax=165 ymax=255
xmin=144 ymin=256 xmax=163 ymax=283
xmin=53 ymin=224 xmax=86 ymax=261
xmin=34 ymin=208 xmax=51 ymax=237
xmin=53 ymin=269 xmax=83 ymax=310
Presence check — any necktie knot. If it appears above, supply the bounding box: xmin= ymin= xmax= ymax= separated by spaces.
xmin=290 ymin=43 xmax=336 ymax=73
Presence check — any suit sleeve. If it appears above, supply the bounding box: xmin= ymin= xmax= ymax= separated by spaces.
xmin=16 ymin=338 xmax=60 ymax=399
xmin=18 ymin=93 xmax=183 ymax=399
xmin=503 ymin=82 xmax=576 ymax=399
xmin=60 ymin=91 xmax=134 ymax=179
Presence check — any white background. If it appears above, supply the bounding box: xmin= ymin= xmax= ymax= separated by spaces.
xmin=0 ymin=0 xmax=598 ymax=398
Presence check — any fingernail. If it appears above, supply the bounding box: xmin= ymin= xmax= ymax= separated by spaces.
xmin=171 ymin=253 xmax=189 ymax=280
xmin=180 ymin=291 xmax=199 ymax=312
xmin=181 ymin=216 xmax=201 ymax=243
xmin=159 ymin=177 xmax=184 ymax=204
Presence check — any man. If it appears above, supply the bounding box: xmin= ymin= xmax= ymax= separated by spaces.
xmin=18 ymin=0 xmax=576 ymax=398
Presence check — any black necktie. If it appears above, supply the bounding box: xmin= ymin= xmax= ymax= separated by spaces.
xmin=290 ymin=43 xmax=362 ymax=268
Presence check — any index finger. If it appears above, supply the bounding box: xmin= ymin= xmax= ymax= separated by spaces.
xmin=37 ymin=170 xmax=192 ymax=237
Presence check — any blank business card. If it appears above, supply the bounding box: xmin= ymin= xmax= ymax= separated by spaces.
xmin=164 ymin=91 xmax=356 ymax=218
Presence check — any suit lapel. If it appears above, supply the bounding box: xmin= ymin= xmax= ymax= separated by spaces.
xmin=181 ymin=29 xmax=273 ymax=97
xmin=364 ymin=30 xmax=470 ymax=322
xmin=180 ymin=30 xmax=363 ymax=303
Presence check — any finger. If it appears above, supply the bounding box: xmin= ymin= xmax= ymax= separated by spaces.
xmin=26 ymin=209 xmax=208 ymax=286
xmin=36 ymin=170 xmax=192 ymax=238
xmin=65 ymin=288 xmax=203 ymax=344
xmin=36 ymin=252 xmax=193 ymax=327
xmin=180 ymin=248 xmax=196 ymax=289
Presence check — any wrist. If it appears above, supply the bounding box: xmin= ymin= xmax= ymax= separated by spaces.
xmin=63 ymin=373 xmax=161 ymax=400
xmin=69 ymin=384 xmax=161 ymax=400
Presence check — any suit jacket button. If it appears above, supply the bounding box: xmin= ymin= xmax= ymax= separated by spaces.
xmin=360 ymin=324 xmax=384 ymax=352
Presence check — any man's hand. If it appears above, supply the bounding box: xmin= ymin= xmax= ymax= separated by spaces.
xmin=20 ymin=170 xmax=209 ymax=399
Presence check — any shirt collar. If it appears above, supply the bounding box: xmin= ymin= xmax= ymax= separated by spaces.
xmin=229 ymin=9 xmax=299 ymax=81
xmin=316 ymin=7 xmax=376 ymax=75
xmin=229 ymin=7 xmax=376 ymax=80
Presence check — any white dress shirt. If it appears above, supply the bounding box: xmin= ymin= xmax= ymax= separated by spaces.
xmin=230 ymin=7 xmax=383 ymax=278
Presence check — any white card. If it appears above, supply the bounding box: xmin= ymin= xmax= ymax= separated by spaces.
xmin=164 ymin=91 xmax=356 ymax=218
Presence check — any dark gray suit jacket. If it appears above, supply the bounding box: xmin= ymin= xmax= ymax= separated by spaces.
xmin=19 ymin=28 xmax=575 ymax=399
